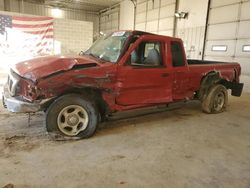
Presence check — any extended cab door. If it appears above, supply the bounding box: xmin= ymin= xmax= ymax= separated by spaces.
xmin=115 ymin=36 xmax=173 ymax=106
xmin=170 ymin=40 xmax=192 ymax=100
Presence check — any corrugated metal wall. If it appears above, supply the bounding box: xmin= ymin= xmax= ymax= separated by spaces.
xmin=99 ymin=0 xmax=177 ymax=36
xmin=175 ymin=0 xmax=209 ymax=60
xmin=1 ymin=0 xmax=99 ymax=37
xmin=99 ymin=6 xmax=120 ymax=34
xmin=177 ymin=26 xmax=205 ymax=59
xmin=135 ymin=0 xmax=176 ymax=36
xmin=204 ymin=0 xmax=250 ymax=74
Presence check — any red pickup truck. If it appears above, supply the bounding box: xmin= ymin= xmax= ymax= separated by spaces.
xmin=3 ymin=30 xmax=243 ymax=139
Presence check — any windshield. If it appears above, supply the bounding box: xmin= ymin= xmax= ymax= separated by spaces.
xmin=85 ymin=31 xmax=130 ymax=63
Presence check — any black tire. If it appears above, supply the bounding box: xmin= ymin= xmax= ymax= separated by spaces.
xmin=46 ymin=94 xmax=99 ymax=139
xmin=201 ymin=84 xmax=228 ymax=114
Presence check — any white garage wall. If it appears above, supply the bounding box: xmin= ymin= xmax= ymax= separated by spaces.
xmin=53 ymin=19 xmax=93 ymax=54
xmin=119 ymin=0 xmax=135 ymax=30
xmin=100 ymin=0 xmax=206 ymax=59
xmin=204 ymin=0 xmax=250 ymax=75
xmin=176 ymin=0 xmax=208 ymax=59
xmin=99 ymin=5 xmax=120 ymax=34
xmin=177 ymin=27 xmax=205 ymax=59
xmin=135 ymin=0 xmax=176 ymax=36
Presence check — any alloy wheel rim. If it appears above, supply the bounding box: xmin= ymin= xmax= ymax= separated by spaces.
xmin=213 ymin=91 xmax=225 ymax=111
xmin=57 ymin=105 xmax=89 ymax=136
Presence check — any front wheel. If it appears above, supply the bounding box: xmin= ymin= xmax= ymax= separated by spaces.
xmin=201 ymin=84 xmax=228 ymax=114
xmin=46 ymin=94 xmax=99 ymax=139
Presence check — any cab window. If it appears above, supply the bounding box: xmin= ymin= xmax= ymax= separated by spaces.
xmin=129 ymin=41 xmax=163 ymax=67
xmin=171 ymin=41 xmax=185 ymax=67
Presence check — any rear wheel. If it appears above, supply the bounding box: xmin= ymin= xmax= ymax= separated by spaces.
xmin=46 ymin=94 xmax=98 ymax=139
xmin=201 ymin=84 xmax=228 ymax=114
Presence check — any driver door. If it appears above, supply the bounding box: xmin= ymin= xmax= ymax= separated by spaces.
xmin=115 ymin=37 xmax=173 ymax=106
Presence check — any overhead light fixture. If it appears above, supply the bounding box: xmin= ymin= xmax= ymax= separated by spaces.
xmin=175 ymin=12 xmax=188 ymax=19
xmin=51 ymin=8 xmax=63 ymax=18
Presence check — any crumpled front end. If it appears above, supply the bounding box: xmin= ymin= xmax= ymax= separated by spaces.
xmin=2 ymin=70 xmax=52 ymax=113
xmin=2 ymin=55 xmax=117 ymax=113
xmin=2 ymin=83 xmax=42 ymax=113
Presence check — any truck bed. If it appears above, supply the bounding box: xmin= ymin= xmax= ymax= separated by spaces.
xmin=184 ymin=59 xmax=241 ymax=94
xmin=187 ymin=59 xmax=240 ymax=81
xmin=187 ymin=59 xmax=230 ymax=65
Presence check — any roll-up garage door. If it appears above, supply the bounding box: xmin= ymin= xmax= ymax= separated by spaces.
xmin=135 ymin=0 xmax=176 ymax=36
xmin=100 ymin=6 xmax=120 ymax=34
xmin=204 ymin=0 xmax=250 ymax=75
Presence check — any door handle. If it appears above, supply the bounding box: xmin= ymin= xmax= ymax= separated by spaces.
xmin=162 ymin=73 xmax=169 ymax=77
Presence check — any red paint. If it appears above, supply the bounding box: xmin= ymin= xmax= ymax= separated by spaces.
xmin=13 ymin=55 xmax=105 ymax=82
xmin=12 ymin=31 xmax=242 ymax=113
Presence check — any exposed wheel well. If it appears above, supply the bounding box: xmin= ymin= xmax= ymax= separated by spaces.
xmin=43 ymin=87 xmax=109 ymax=120
xmin=197 ymin=71 xmax=243 ymax=99
xmin=198 ymin=71 xmax=225 ymax=100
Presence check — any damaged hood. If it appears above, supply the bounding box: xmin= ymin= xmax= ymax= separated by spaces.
xmin=13 ymin=55 xmax=101 ymax=81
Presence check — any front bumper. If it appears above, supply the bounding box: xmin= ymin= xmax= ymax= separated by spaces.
xmin=2 ymin=84 xmax=49 ymax=113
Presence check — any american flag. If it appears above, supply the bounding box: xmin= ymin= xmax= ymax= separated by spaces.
xmin=0 ymin=14 xmax=54 ymax=56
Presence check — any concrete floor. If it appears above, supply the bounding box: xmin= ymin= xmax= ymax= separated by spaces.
xmin=0 ymin=72 xmax=250 ymax=188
